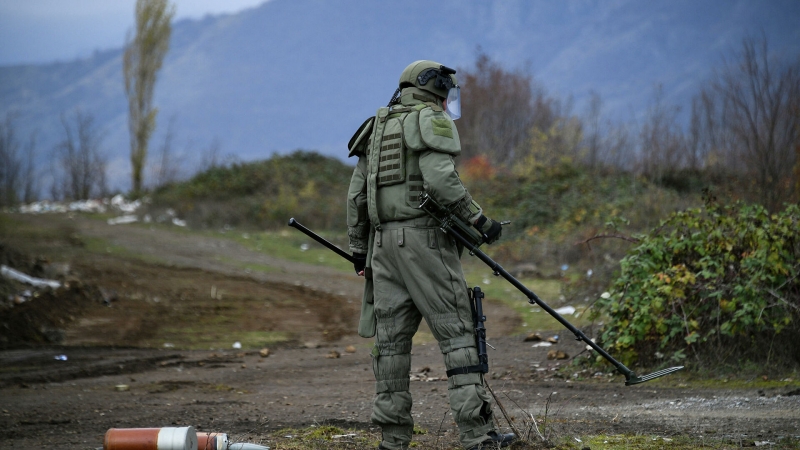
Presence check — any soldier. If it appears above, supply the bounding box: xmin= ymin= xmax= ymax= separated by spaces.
xmin=346 ymin=60 xmax=515 ymax=450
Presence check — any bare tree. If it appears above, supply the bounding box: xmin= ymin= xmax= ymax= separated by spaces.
xmin=197 ymin=137 xmax=221 ymax=173
xmin=0 ymin=114 xmax=22 ymax=207
xmin=701 ymin=35 xmax=800 ymax=210
xmin=458 ymin=52 xmax=554 ymax=166
xmin=522 ymin=105 xmax=583 ymax=173
xmin=638 ymin=85 xmax=686 ymax=183
xmin=583 ymin=91 xmax=603 ymax=171
xmin=22 ymin=134 xmax=38 ymax=203
xmin=124 ymin=0 xmax=174 ymax=195
xmin=55 ymin=110 xmax=107 ymax=200
xmin=149 ymin=115 xmax=183 ymax=188
xmin=605 ymin=122 xmax=636 ymax=172
xmin=795 ymin=97 xmax=800 ymax=201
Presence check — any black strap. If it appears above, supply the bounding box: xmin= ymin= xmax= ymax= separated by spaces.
xmin=475 ymin=215 xmax=488 ymax=229
xmin=446 ymin=363 xmax=488 ymax=377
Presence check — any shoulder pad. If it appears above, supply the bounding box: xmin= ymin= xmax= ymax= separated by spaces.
xmin=402 ymin=110 xmax=425 ymax=151
xmin=348 ymin=117 xmax=374 ymax=158
xmin=418 ymin=107 xmax=460 ymax=155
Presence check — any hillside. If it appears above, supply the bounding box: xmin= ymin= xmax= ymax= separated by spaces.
xmin=2 ymin=0 xmax=799 ymax=192
xmin=147 ymin=151 xmax=707 ymax=281
xmin=2 ymin=165 xmax=799 ymax=449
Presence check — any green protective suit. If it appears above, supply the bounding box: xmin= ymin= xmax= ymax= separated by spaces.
xmin=346 ymin=86 xmax=497 ymax=450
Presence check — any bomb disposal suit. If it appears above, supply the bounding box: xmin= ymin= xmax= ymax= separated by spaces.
xmin=346 ymin=61 xmax=507 ymax=450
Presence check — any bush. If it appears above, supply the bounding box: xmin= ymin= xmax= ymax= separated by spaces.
xmin=463 ymin=160 xmax=696 ymax=277
xmin=150 ymin=151 xmax=353 ymax=230
xmin=593 ymin=201 xmax=800 ymax=369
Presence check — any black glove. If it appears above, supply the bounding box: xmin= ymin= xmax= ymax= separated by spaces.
xmin=474 ymin=215 xmax=502 ymax=244
xmin=352 ymin=252 xmax=367 ymax=274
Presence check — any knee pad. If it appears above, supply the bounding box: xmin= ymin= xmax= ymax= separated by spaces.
xmin=372 ymin=339 xmax=413 ymax=394
xmin=440 ymin=337 xmax=486 ymax=380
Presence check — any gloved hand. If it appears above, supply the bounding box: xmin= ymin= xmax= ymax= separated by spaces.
xmin=474 ymin=215 xmax=502 ymax=244
xmin=352 ymin=252 xmax=367 ymax=275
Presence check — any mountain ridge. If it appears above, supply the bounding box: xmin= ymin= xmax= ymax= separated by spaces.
xmin=2 ymin=0 xmax=799 ymax=191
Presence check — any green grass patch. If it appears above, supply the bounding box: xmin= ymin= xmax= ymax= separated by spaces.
xmin=82 ymin=212 xmax=353 ymax=273
xmin=577 ymin=434 xmax=715 ymax=449
xmin=216 ymin=256 xmax=283 ymax=274
xmin=559 ymin=433 xmax=800 ymax=449
xmin=463 ymin=260 xmax=590 ymax=334
xmin=229 ymin=229 xmax=352 ymax=272
xmin=138 ymin=306 xmax=291 ymax=350
xmin=82 ymin=235 xmax=170 ymax=265
xmin=0 ymin=213 xmax=74 ymax=243
xmin=670 ymin=373 xmax=799 ymax=390
xmin=271 ymin=425 xmax=380 ymax=449
xmin=140 ymin=329 xmax=289 ymax=350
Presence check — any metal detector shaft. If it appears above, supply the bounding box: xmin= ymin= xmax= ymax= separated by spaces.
xmin=433 ymin=219 xmax=683 ymax=385
xmin=287 ymin=218 xmax=356 ymax=264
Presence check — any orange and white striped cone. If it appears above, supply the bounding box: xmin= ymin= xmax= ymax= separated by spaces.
xmin=104 ymin=427 xmax=197 ymax=450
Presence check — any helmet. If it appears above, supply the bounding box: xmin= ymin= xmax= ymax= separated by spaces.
xmin=398 ymin=60 xmax=461 ymax=120
xmin=399 ymin=60 xmax=458 ymax=99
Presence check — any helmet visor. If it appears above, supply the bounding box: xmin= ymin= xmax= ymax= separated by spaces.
xmin=445 ymin=86 xmax=461 ymax=120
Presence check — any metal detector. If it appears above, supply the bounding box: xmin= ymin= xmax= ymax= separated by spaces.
xmin=417 ymin=193 xmax=684 ymax=386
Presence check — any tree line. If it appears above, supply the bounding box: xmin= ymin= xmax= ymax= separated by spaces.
xmin=0 ymin=0 xmax=175 ymax=208
xmin=2 ymin=21 xmax=797 ymax=211
xmin=458 ymin=36 xmax=800 ymax=212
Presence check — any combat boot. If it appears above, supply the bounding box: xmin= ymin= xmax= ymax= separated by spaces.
xmin=467 ymin=431 xmax=516 ymax=450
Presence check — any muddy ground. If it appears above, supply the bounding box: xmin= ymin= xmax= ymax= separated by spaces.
xmin=1 ymin=213 xmax=798 ymax=449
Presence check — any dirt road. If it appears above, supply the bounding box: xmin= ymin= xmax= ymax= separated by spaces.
xmin=1 ymin=213 xmax=799 ymax=449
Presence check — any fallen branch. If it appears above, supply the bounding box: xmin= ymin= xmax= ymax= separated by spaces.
xmin=575 ymin=233 xmax=640 ymax=246
xmin=484 ymin=380 xmax=523 ymax=439
xmin=767 ymin=289 xmax=800 ymax=314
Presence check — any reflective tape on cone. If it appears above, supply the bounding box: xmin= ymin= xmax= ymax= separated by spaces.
xmin=196 ymin=432 xmax=228 ymax=450
xmin=104 ymin=427 xmax=197 ymax=450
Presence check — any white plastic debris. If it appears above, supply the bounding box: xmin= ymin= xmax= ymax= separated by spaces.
xmin=232 ymin=341 xmax=242 ymax=349
xmin=69 ymin=199 xmax=106 ymax=213
xmin=111 ymin=194 xmax=141 ymax=213
xmin=300 ymin=244 xmax=310 ymax=251
xmin=17 ymin=196 xmax=145 ymax=216
xmin=172 ymin=218 xmax=187 ymax=227
xmin=532 ymin=342 xmax=552 ymax=348
xmin=1 ymin=265 xmax=61 ymax=289
xmin=229 ymin=444 xmax=270 ymax=450
xmin=108 ymin=215 xmax=138 ymax=225
xmin=19 ymin=200 xmax=68 ymax=214
xmin=554 ymin=306 xmax=576 ymax=315
xmin=54 ymin=355 xmax=68 ymax=361
xmin=601 ymin=292 xmax=611 ymax=299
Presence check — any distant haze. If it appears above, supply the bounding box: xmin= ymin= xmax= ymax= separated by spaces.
xmin=0 ymin=0 xmax=266 ymax=65
xmin=1 ymin=0 xmax=799 ymax=193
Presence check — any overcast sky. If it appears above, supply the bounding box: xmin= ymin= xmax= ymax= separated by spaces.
xmin=0 ymin=0 xmax=268 ymax=65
